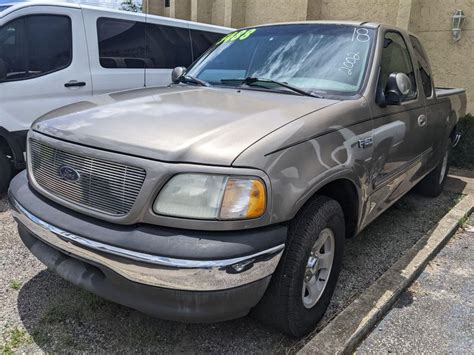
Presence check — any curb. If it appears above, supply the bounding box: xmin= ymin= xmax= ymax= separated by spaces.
xmin=299 ymin=178 xmax=474 ymax=355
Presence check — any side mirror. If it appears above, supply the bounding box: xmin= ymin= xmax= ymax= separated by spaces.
xmin=171 ymin=67 xmax=186 ymax=83
xmin=384 ymin=72 xmax=412 ymax=105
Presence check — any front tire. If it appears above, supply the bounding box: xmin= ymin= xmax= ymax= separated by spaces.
xmin=0 ymin=153 xmax=12 ymax=196
xmin=253 ymin=196 xmax=345 ymax=337
xmin=416 ymin=141 xmax=450 ymax=197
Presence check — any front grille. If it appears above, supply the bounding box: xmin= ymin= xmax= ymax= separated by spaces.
xmin=29 ymin=139 xmax=146 ymax=216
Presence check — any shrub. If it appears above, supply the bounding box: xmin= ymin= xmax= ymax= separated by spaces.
xmin=451 ymin=114 xmax=474 ymax=170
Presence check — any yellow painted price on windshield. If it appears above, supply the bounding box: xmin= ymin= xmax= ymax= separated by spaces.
xmin=218 ymin=29 xmax=257 ymax=44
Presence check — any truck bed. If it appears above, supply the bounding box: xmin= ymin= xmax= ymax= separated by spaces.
xmin=435 ymin=87 xmax=466 ymax=98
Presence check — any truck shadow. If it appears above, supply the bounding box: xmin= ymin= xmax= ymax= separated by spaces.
xmin=16 ymin=189 xmax=461 ymax=353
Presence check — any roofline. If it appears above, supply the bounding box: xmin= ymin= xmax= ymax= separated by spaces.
xmin=238 ymin=20 xmax=381 ymax=30
xmin=0 ymin=1 xmax=231 ymax=31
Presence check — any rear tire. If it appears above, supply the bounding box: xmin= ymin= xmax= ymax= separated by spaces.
xmin=252 ymin=196 xmax=345 ymax=337
xmin=0 ymin=153 xmax=12 ymax=196
xmin=416 ymin=141 xmax=451 ymax=197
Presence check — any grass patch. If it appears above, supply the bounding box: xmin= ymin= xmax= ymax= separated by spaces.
xmin=459 ymin=213 xmax=470 ymax=228
xmin=9 ymin=280 xmax=21 ymax=291
xmin=0 ymin=327 xmax=31 ymax=354
xmin=453 ymin=193 xmax=464 ymax=205
xmin=451 ymin=114 xmax=474 ymax=170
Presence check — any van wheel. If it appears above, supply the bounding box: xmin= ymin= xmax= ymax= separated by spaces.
xmin=416 ymin=141 xmax=450 ymax=197
xmin=0 ymin=153 xmax=12 ymax=196
xmin=252 ymin=196 xmax=345 ymax=337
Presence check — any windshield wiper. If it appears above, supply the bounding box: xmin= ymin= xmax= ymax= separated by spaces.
xmin=221 ymin=77 xmax=322 ymax=98
xmin=178 ymin=74 xmax=211 ymax=87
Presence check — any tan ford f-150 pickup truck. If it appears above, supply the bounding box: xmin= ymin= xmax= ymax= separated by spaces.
xmin=9 ymin=21 xmax=466 ymax=336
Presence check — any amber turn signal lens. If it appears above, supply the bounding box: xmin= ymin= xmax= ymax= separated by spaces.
xmin=219 ymin=178 xmax=266 ymax=220
xmin=246 ymin=179 xmax=266 ymax=218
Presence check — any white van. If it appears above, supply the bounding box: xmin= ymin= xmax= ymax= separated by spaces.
xmin=0 ymin=1 xmax=231 ymax=193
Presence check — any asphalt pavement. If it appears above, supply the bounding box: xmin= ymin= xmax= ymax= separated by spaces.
xmin=0 ymin=187 xmax=463 ymax=353
xmin=357 ymin=215 xmax=474 ymax=354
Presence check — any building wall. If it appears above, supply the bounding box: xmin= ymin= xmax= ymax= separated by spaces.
xmin=319 ymin=0 xmax=401 ymax=24
xmin=243 ymin=0 xmax=310 ymax=26
xmin=144 ymin=0 xmax=472 ymax=112
xmin=410 ymin=0 xmax=473 ymax=112
xmin=171 ymin=0 xmax=191 ymax=20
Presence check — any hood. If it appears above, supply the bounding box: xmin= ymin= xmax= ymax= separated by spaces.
xmin=33 ymin=86 xmax=338 ymax=166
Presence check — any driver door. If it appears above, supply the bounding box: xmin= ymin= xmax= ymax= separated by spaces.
xmin=0 ymin=6 xmax=92 ymax=132
xmin=365 ymin=30 xmax=428 ymax=224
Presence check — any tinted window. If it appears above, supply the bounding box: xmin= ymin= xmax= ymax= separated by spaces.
xmin=97 ymin=18 xmax=146 ymax=69
xmin=146 ymin=23 xmax=192 ymax=68
xmin=379 ymin=31 xmax=417 ymax=100
xmin=0 ymin=5 xmax=11 ymax=12
xmin=97 ymin=18 xmax=194 ymax=69
xmin=0 ymin=15 xmax=72 ymax=81
xmin=190 ymin=29 xmax=223 ymax=60
xmin=410 ymin=35 xmax=433 ymax=97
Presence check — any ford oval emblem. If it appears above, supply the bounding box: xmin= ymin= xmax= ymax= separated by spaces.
xmin=58 ymin=165 xmax=81 ymax=182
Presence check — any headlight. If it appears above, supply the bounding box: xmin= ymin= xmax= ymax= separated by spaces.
xmin=153 ymin=174 xmax=266 ymax=220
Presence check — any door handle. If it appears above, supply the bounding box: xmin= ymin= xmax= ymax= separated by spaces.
xmin=64 ymin=81 xmax=86 ymax=88
xmin=417 ymin=114 xmax=427 ymax=127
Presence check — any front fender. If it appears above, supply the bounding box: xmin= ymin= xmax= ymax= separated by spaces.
xmin=234 ymin=125 xmax=373 ymax=226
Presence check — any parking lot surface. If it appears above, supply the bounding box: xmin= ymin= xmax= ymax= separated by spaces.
xmin=357 ymin=215 xmax=474 ymax=353
xmin=0 ymin=188 xmax=462 ymax=353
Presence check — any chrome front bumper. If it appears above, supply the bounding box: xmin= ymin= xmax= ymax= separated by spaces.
xmin=10 ymin=196 xmax=284 ymax=292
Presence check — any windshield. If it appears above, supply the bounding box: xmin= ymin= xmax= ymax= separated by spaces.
xmin=187 ymin=24 xmax=376 ymax=96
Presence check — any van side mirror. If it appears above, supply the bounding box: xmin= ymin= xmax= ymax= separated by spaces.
xmin=384 ymin=72 xmax=412 ymax=105
xmin=171 ymin=67 xmax=186 ymax=83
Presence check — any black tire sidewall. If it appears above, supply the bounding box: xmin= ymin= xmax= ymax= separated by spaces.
xmin=439 ymin=145 xmax=450 ymax=187
xmin=431 ymin=141 xmax=451 ymax=194
xmin=289 ymin=204 xmax=344 ymax=334
xmin=0 ymin=153 xmax=12 ymax=196
xmin=416 ymin=139 xmax=451 ymax=197
xmin=279 ymin=197 xmax=345 ymax=336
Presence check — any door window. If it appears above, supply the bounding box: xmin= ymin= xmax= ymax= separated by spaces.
xmin=379 ymin=31 xmax=417 ymax=101
xmin=410 ymin=35 xmax=433 ymax=98
xmin=0 ymin=15 xmax=72 ymax=81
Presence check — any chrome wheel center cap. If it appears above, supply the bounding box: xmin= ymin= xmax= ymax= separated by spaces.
xmin=305 ymin=254 xmax=319 ymax=281
xmin=302 ymin=228 xmax=336 ymax=309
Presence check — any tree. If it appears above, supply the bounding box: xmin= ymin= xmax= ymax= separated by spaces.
xmin=121 ymin=0 xmax=142 ymax=13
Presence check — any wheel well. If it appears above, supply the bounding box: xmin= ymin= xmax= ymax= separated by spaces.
xmin=316 ymin=179 xmax=359 ymax=239
xmin=0 ymin=136 xmax=13 ymax=157
xmin=449 ymin=124 xmax=457 ymax=142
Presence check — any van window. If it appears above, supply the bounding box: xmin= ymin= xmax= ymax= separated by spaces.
xmin=97 ymin=18 xmax=195 ymax=69
xmin=97 ymin=18 xmax=147 ymax=69
xmin=410 ymin=35 xmax=433 ymax=98
xmin=379 ymin=31 xmax=417 ymax=101
xmin=190 ymin=29 xmax=222 ymax=60
xmin=145 ymin=23 xmax=192 ymax=68
xmin=0 ymin=15 xmax=72 ymax=81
